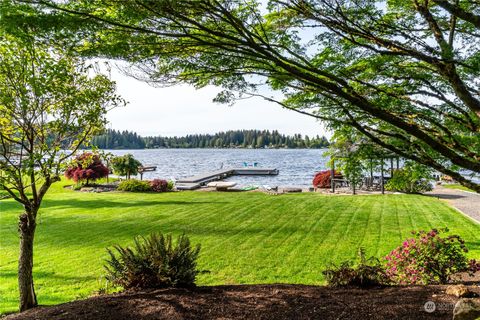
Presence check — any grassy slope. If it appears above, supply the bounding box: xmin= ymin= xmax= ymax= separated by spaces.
xmin=1 ymin=182 xmax=479 ymax=314
xmin=442 ymin=184 xmax=476 ymax=192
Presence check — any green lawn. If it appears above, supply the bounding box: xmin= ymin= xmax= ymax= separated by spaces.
xmin=1 ymin=182 xmax=479 ymax=314
xmin=442 ymin=183 xmax=476 ymax=192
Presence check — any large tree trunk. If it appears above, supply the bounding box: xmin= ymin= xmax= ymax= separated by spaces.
xmin=18 ymin=212 xmax=37 ymax=312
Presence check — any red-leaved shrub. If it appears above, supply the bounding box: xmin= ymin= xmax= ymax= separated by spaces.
xmin=150 ymin=179 xmax=168 ymax=192
xmin=313 ymin=170 xmax=342 ymax=188
xmin=65 ymin=153 xmax=109 ymax=185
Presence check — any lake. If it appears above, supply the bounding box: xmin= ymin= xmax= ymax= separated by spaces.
xmin=106 ymin=148 xmax=330 ymax=188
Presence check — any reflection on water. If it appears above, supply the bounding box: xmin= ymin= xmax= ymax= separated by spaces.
xmin=106 ymin=148 xmax=330 ymax=188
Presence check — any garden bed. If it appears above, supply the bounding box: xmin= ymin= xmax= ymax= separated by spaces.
xmin=4 ymin=284 xmax=473 ymax=320
xmin=64 ymin=183 xmax=118 ymax=193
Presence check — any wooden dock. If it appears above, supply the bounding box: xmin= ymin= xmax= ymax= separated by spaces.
xmin=176 ymin=167 xmax=278 ymax=190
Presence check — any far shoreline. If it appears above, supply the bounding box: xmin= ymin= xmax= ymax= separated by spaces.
xmin=87 ymin=147 xmax=330 ymax=151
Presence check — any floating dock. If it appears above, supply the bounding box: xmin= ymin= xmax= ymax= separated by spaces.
xmin=176 ymin=168 xmax=278 ymax=190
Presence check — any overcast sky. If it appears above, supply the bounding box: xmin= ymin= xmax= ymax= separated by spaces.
xmin=105 ymin=67 xmax=330 ymax=138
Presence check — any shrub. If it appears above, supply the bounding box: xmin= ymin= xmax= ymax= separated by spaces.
xmin=385 ymin=228 xmax=480 ymax=284
xmin=385 ymin=161 xmax=433 ymax=193
xmin=323 ymin=248 xmax=389 ymax=287
xmin=167 ymin=180 xmax=175 ymax=191
xmin=105 ymin=232 xmax=201 ymax=289
xmin=150 ymin=179 xmax=168 ymax=192
xmin=117 ymin=179 xmax=151 ymax=192
xmin=313 ymin=170 xmax=341 ymax=188
xmin=64 ymin=153 xmax=109 ymax=185
xmin=111 ymin=154 xmax=142 ymax=179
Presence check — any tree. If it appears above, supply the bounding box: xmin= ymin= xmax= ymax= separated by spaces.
xmin=8 ymin=0 xmax=480 ymax=192
xmin=64 ymin=153 xmax=110 ymax=186
xmin=111 ymin=154 xmax=142 ymax=179
xmin=386 ymin=161 xmax=434 ymax=194
xmin=328 ymin=131 xmax=385 ymax=194
xmin=0 ymin=36 xmax=123 ymax=311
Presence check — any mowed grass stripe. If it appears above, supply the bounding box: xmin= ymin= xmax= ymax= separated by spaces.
xmin=213 ymin=196 xmax=309 ymax=283
xmin=283 ymin=196 xmax=335 ymax=259
xmin=360 ymin=196 xmax=382 ymax=257
xmin=330 ymin=197 xmax=370 ymax=261
xmin=198 ymin=198 xmax=284 ymax=278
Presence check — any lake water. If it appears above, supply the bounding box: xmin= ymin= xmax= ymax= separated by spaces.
xmin=106 ymin=149 xmax=330 ymax=188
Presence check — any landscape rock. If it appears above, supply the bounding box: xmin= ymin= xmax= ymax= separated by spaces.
xmin=446 ymin=284 xmax=472 ymax=298
xmin=283 ymin=187 xmax=302 ymax=193
xmin=453 ymin=298 xmax=480 ymax=320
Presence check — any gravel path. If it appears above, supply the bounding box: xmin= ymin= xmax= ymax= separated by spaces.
xmin=427 ymin=186 xmax=480 ymax=223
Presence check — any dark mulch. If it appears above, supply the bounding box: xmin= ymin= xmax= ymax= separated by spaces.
xmin=4 ymin=284 xmax=477 ymax=320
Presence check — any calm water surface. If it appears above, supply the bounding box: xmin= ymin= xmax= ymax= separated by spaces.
xmin=106 ymin=149 xmax=329 ymax=188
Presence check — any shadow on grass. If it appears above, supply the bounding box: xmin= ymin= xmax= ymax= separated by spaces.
xmin=1 ymin=271 xmax=97 ymax=283
xmin=425 ymin=193 xmax=467 ymax=200
xmin=36 ymin=215 xmax=271 ymax=240
xmin=41 ymin=199 xmax=227 ymax=210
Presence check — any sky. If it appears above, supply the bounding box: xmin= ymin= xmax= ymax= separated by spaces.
xmin=105 ymin=67 xmax=330 ymax=138
xmin=100 ymin=0 xmax=330 ymax=139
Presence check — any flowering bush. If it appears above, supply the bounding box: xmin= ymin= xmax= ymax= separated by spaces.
xmin=385 ymin=228 xmax=479 ymax=284
xmin=313 ymin=170 xmax=341 ymax=188
xmin=150 ymin=179 xmax=168 ymax=192
xmin=64 ymin=153 xmax=109 ymax=185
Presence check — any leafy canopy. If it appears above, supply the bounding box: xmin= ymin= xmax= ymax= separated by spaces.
xmin=111 ymin=154 xmax=142 ymax=179
xmin=0 ymin=34 xmax=124 ymax=207
xmin=7 ymin=0 xmax=480 ymax=191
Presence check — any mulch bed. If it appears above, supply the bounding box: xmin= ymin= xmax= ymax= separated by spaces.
xmin=5 ymin=283 xmax=478 ymax=320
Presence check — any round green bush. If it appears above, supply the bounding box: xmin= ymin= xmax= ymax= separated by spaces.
xmin=117 ymin=179 xmax=152 ymax=192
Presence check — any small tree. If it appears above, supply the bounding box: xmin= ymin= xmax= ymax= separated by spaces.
xmin=385 ymin=161 xmax=434 ymax=194
xmin=64 ymin=153 xmax=110 ymax=186
xmin=100 ymin=151 xmax=115 ymax=183
xmin=327 ymin=132 xmax=367 ymax=193
xmin=0 ymin=36 xmax=124 ymax=311
xmin=111 ymin=154 xmax=142 ymax=179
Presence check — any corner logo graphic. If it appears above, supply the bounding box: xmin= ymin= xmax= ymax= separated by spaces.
xmin=424 ymin=301 xmax=436 ymax=313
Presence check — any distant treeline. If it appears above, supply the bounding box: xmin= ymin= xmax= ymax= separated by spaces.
xmin=91 ymin=129 xmax=330 ymax=149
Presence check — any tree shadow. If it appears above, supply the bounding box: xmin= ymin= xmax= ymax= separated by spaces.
xmin=41 ymin=198 xmax=227 ymax=210
xmin=424 ymin=193 xmax=466 ymax=200
xmin=1 ymin=270 xmax=97 ymax=282
xmin=33 ymin=213 xmax=274 ymax=247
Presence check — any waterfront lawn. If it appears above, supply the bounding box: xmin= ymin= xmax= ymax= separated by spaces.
xmin=1 ymin=183 xmax=480 ymax=314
